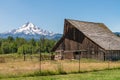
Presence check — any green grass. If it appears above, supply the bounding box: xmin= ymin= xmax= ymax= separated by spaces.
xmin=1 ymin=69 xmax=120 ymax=80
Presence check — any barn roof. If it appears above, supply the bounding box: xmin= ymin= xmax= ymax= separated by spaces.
xmin=67 ymin=19 xmax=120 ymax=50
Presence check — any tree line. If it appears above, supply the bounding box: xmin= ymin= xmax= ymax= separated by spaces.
xmin=0 ymin=36 xmax=57 ymax=54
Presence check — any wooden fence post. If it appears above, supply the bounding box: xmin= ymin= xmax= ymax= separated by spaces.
xmin=24 ymin=52 xmax=26 ymax=61
xmin=79 ymin=52 xmax=81 ymax=73
xmin=39 ymin=48 xmax=42 ymax=73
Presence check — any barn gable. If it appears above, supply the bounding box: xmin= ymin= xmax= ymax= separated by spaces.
xmin=51 ymin=19 xmax=120 ymax=60
xmin=66 ymin=19 xmax=120 ymax=50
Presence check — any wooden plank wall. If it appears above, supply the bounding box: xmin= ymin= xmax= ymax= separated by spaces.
xmin=55 ymin=20 xmax=120 ymax=61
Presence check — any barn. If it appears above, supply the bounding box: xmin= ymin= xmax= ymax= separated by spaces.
xmin=51 ymin=19 xmax=120 ymax=61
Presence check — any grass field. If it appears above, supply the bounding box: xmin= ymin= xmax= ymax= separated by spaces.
xmin=0 ymin=59 xmax=120 ymax=75
xmin=0 ymin=54 xmax=120 ymax=79
xmin=1 ymin=69 xmax=120 ymax=80
xmin=1 ymin=59 xmax=120 ymax=76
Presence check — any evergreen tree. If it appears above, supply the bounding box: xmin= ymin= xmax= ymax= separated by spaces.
xmin=0 ymin=36 xmax=56 ymax=54
xmin=1 ymin=42 xmax=10 ymax=54
xmin=7 ymin=36 xmax=14 ymax=42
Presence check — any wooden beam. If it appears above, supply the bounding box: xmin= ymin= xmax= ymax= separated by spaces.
xmin=55 ymin=50 xmax=87 ymax=53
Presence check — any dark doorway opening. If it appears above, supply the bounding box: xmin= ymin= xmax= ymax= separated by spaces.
xmin=74 ymin=52 xmax=80 ymax=60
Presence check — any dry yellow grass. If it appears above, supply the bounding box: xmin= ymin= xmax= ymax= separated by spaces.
xmin=0 ymin=59 xmax=120 ymax=76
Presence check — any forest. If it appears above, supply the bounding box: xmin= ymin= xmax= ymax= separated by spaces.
xmin=0 ymin=36 xmax=57 ymax=54
xmin=0 ymin=34 xmax=119 ymax=55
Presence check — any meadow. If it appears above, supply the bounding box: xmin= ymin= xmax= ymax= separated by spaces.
xmin=0 ymin=53 xmax=120 ymax=80
xmin=1 ymin=68 xmax=120 ymax=80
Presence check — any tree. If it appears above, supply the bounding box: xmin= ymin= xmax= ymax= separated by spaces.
xmin=1 ymin=42 xmax=10 ymax=54
xmin=29 ymin=38 xmax=36 ymax=46
xmin=45 ymin=39 xmax=57 ymax=53
xmin=7 ymin=36 xmax=14 ymax=42
xmin=0 ymin=36 xmax=56 ymax=54
xmin=0 ymin=48 xmax=2 ymax=54
xmin=9 ymin=42 xmax=18 ymax=53
xmin=15 ymin=37 xmax=27 ymax=47
xmin=17 ymin=44 xmax=33 ymax=54
xmin=0 ymin=39 xmax=2 ymax=47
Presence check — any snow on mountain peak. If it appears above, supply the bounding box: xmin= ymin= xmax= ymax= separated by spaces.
xmin=0 ymin=22 xmax=62 ymax=40
xmin=21 ymin=22 xmax=35 ymax=28
xmin=4 ymin=22 xmax=54 ymax=36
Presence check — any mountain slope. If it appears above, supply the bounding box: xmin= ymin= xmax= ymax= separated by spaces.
xmin=0 ymin=22 xmax=62 ymax=40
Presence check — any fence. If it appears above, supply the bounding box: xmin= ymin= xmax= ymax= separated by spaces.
xmin=0 ymin=53 xmax=120 ymax=76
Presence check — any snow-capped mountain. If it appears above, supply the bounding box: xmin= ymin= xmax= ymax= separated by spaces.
xmin=0 ymin=22 xmax=62 ymax=40
xmin=6 ymin=22 xmax=54 ymax=36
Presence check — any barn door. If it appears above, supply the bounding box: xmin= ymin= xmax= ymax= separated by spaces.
xmin=74 ymin=52 xmax=81 ymax=60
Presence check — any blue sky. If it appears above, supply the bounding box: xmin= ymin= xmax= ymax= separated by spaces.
xmin=0 ymin=0 xmax=120 ymax=33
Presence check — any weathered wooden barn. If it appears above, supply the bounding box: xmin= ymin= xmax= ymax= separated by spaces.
xmin=51 ymin=19 xmax=120 ymax=61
